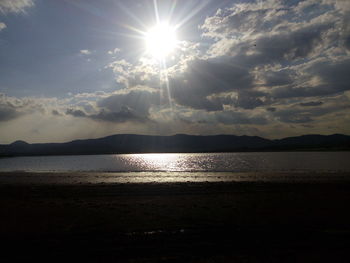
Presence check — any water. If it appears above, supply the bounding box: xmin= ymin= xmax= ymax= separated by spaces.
xmin=0 ymin=152 xmax=350 ymax=172
xmin=0 ymin=152 xmax=349 ymax=183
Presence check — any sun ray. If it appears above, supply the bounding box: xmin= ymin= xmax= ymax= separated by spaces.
xmin=168 ymin=0 xmax=178 ymax=23
xmin=122 ymin=24 xmax=148 ymax=37
xmin=116 ymin=1 xmax=149 ymax=31
xmin=161 ymin=59 xmax=174 ymax=111
xmin=173 ymin=0 xmax=211 ymax=30
xmin=153 ymin=0 xmax=160 ymax=24
xmin=114 ymin=0 xmax=196 ymax=112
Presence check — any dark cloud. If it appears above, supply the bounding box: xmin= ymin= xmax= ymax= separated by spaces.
xmin=234 ymin=22 xmax=334 ymax=68
xmin=2 ymin=0 xmax=350 ymax=142
xmin=66 ymin=90 xmax=159 ymax=123
xmin=273 ymin=108 xmax=316 ymax=124
xmin=299 ymin=101 xmax=324 ymax=107
xmin=272 ymin=99 xmax=350 ymax=124
xmin=218 ymin=90 xmax=268 ymax=109
xmin=0 ymin=94 xmax=30 ymax=122
xmin=66 ymin=106 xmax=147 ymax=123
xmin=28 ymin=0 xmax=350 ymax=138
xmin=66 ymin=109 xmax=87 ymax=118
xmin=164 ymin=1 xmax=348 ymax=114
xmin=104 ymin=1 xmax=349 ymax=119
xmin=307 ymin=58 xmax=350 ymax=93
xmin=272 ymin=58 xmax=350 ymax=98
xmin=277 ymin=113 xmax=314 ymax=124
xmin=178 ymin=109 xmax=268 ymax=126
xmin=231 ymin=91 xmax=265 ymax=110
xmin=345 ymin=35 xmax=350 ymax=50
xmin=185 ymin=59 xmax=252 ymax=95
xmin=98 ymin=90 xmax=161 ymax=117
xmin=215 ymin=111 xmax=268 ymax=125
xmin=0 ymin=105 xmax=20 ymax=122
xmin=271 ymin=86 xmax=326 ymax=98
xmin=51 ymin=110 xmax=62 ymax=116
xmin=170 ymin=58 xmax=253 ymax=111
xmin=195 ymin=0 xmax=350 ymax=112
xmin=91 ymin=107 xmax=146 ymax=123
xmin=263 ymin=69 xmax=295 ymax=87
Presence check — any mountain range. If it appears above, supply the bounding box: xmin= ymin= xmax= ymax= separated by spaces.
xmin=0 ymin=134 xmax=350 ymax=157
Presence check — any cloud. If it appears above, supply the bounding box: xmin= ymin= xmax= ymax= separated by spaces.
xmin=97 ymin=89 xmax=161 ymax=116
xmin=0 ymin=0 xmax=34 ymax=14
xmin=202 ymin=0 xmax=348 ymax=64
xmin=80 ymin=49 xmax=92 ymax=55
xmin=214 ymin=110 xmax=268 ymax=125
xmin=0 ymin=105 xmax=20 ymax=122
xmin=66 ymin=108 xmax=86 ymax=118
xmin=262 ymin=69 xmax=295 ymax=87
xmin=306 ymin=58 xmax=350 ymax=94
xmin=201 ymin=0 xmax=286 ymax=40
xmin=271 ymin=94 xmax=350 ymax=124
xmin=266 ymin=107 xmax=276 ymax=112
xmin=169 ymin=58 xmax=253 ymax=111
xmin=98 ymin=0 xmax=349 ymax=138
xmin=0 ymin=22 xmax=6 ymax=31
xmin=51 ymin=110 xmax=61 ymax=116
xmin=272 ymin=58 xmax=350 ymax=98
xmin=2 ymin=0 xmax=350 ymax=142
xmin=0 ymin=93 xmax=23 ymax=122
xmin=191 ymin=0 xmax=350 ymax=109
xmin=275 ymin=112 xmax=314 ymax=124
xmin=108 ymin=48 xmax=121 ymax=55
xmin=167 ymin=1 xmax=349 ymax=112
xmin=66 ymin=106 xmax=148 ymax=123
xmin=91 ymin=107 xmax=147 ymax=123
xmin=212 ymin=17 xmax=334 ymax=65
xmin=108 ymin=59 xmax=161 ymax=89
xmin=171 ymin=106 xmax=268 ymax=126
xmin=231 ymin=91 xmax=265 ymax=110
xmin=64 ymin=89 xmax=162 ymax=123
xmin=0 ymin=93 xmax=45 ymax=122
xmin=299 ymin=101 xmax=324 ymax=107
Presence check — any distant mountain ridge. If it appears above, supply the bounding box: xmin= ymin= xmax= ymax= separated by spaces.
xmin=0 ymin=134 xmax=350 ymax=157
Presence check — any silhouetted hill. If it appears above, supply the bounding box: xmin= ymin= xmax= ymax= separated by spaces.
xmin=0 ymin=134 xmax=349 ymax=157
xmin=10 ymin=140 xmax=29 ymax=146
xmin=272 ymin=134 xmax=350 ymax=150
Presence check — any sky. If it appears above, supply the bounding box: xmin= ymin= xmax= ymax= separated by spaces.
xmin=0 ymin=0 xmax=349 ymax=143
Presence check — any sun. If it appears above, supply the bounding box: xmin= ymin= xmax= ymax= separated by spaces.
xmin=145 ymin=23 xmax=178 ymax=59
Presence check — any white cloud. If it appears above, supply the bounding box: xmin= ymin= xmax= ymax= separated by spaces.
xmin=80 ymin=49 xmax=92 ymax=55
xmin=0 ymin=0 xmax=34 ymax=14
xmin=107 ymin=48 xmax=121 ymax=55
xmin=0 ymin=22 xmax=6 ymax=31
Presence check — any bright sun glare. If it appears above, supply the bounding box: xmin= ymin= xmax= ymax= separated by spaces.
xmin=145 ymin=23 xmax=178 ymax=59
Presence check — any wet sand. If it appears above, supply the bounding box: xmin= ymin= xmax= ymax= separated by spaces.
xmin=1 ymin=172 xmax=350 ymax=262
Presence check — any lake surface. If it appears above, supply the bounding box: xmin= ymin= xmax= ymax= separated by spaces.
xmin=1 ymin=152 xmax=350 ymax=173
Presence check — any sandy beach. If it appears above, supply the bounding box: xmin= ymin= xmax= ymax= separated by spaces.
xmin=1 ymin=172 xmax=350 ymax=262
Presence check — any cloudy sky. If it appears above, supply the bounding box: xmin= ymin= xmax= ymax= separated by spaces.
xmin=0 ymin=0 xmax=349 ymax=143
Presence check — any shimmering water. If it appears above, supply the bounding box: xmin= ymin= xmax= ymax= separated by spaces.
xmin=0 ymin=152 xmax=350 ymax=173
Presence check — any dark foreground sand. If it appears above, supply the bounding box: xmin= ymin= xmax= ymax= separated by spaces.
xmin=1 ymin=172 xmax=350 ymax=262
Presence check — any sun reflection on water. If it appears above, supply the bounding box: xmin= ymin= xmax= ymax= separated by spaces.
xmin=126 ymin=153 xmax=185 ymax=172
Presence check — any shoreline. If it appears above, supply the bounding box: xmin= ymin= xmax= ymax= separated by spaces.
xmin=1 ymin=172 xmax=350 ymax=262
xmin=1 ymin=171 xmax=350 ymax=185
